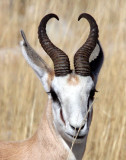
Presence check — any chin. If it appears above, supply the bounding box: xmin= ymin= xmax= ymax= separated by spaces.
xmin=60 ymin=130 xmax=87 ymax=144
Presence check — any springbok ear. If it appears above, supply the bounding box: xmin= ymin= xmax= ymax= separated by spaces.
xmin=89 ymin=40 xmax=104 ymax=82
xmin=20 ymin=30 xmax=53 ymax=92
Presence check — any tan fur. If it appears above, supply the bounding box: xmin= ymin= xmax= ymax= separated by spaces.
xmin=67 ymin=74 xmax=79 ymax=85
xmin=0 ymin=99 xmax=68 ymax=160
xmin=47 ymin=71 xmax=54 ymax=88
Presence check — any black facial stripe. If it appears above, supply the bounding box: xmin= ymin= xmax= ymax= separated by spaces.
xmin=87 ymin=88 xmax=98 ymax=109
xmin=89 ymin=88 xmax=98 ymax=101
xmin=87 ymin=89 xmax=95 ymax=123
xmin=49 ymin=88 xmax=61 ymax=106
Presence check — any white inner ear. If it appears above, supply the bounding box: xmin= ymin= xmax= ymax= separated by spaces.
xmin=89 ymin=44 xmax=100 ymax=62
xmin=20 ymin=41 xmax=44 ymax=78
xmin=20 ymin=41 xmax=51 ymax=92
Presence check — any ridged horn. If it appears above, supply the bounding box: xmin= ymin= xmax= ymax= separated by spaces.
xmin=74 ymin=13 xmax=99 ymax=76
xmin=38 ymin=13 xmax=71 ymax=76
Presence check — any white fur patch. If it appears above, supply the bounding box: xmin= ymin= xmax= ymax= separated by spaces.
xmin=51 ymin=74 xmax=94 ymax=144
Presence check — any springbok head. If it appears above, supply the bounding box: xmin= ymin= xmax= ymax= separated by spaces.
xmin=20 ymin=13 xmax=104 ymax=144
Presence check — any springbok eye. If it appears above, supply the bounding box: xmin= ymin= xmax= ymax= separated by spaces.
xmin=89 ymin=89 xmax=98 ymax=100
xmin=49 ymin=88 xmax=61 ymax=105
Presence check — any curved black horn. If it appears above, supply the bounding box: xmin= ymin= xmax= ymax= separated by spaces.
xmin=74 ymin=13 xmax=99 ymax=76
xmin=38 ymin=13 xmax=71 ymax=76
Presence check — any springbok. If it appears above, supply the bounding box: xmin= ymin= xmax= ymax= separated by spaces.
xmin=0 ymin=13 xmax=104 ymax=160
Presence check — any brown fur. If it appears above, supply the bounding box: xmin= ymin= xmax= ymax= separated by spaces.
xmin=0 ymin=99 xmax=68 ymax=160
xmin=67 ymin=74 xmax=79 ymax=85
xmin=47 ymin=70 xmax=54 ymax=88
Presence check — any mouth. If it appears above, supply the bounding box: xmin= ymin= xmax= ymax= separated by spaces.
xmin=66 ymin=133 xmax=86 ymax=140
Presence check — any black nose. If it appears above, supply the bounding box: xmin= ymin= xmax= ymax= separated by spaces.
xmin=70 ymin=124 xmax=85 ymax=131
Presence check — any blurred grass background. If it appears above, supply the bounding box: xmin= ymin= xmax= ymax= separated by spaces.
xmin=0 ymin=0 xmax=126 ymax=159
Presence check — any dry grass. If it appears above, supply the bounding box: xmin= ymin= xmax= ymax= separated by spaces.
xmin=0 ymin=0 xmax=126 ymax=159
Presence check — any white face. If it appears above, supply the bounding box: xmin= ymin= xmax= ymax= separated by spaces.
xmin=48 ymin=73 xmax=95 ymax=143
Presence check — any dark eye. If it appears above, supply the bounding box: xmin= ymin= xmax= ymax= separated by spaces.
xmin=89 ymin=89 xmax=97 ymax=100
xmin=49 ymin=88 xmax=61 ymax=105
xmin=50 ymin=89 xmax=58 ymax=101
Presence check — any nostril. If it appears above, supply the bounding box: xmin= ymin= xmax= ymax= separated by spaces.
xmin=70 ymin=125 xmax=78 ymax=130
xmin=70 ymin=124 xmax=85 ymax=131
